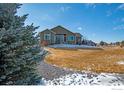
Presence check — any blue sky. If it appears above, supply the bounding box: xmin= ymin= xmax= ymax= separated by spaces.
xmin=17 ymin=3 xmax=124 ymax=43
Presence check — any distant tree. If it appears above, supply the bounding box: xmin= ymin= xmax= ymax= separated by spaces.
xmin=120 ymin=40 xmax=124 ymax=48
xmin=115 ymin=42 xmax=120 ymax=46
xmin=110 ymin=42 xmax=113 ymax=46
xmin=99 ymin=41 xmax=104 ymax=46
xmin=121 ymin=41 xmax=124 ymax=45
xmin=99 ymin=41 xmax=108 ymax=46
xmin=0 ymin=4 xmax=44 ymax=85
xmin=82 ymin=36 xmax=87 ymax=45
xmin=82 ymin=39 xmax=86 ymax=44
xmin=82 ymin=39 xmax=96 ymax=46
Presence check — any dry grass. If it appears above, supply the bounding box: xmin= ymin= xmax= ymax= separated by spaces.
xmin=45 ymin=47 xmax=124 ymax=73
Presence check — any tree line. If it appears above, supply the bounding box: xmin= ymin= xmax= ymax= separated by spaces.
xmin=99 ymin=40 xmax=124 ymax=47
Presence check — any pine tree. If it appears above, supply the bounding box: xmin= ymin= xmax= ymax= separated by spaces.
xmin=120 ymin=40 xmax=124 ymax=48
xmin=0 ymin=3 xmax=43 ymax=85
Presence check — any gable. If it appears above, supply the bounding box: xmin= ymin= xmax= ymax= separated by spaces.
xmin=40 ymin=29 xmax=55 ymax=34
xmin=40 ymin=29 xmax=50 ymax=34
xmin=51 ymin=25 xmax=75 ymax=35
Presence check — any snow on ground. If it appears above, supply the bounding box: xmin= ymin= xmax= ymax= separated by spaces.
xmin=43 ymin=72 xmax=124 ymax=86
xmin=39 ymin=61 xmax=124 ymax=86
xmin=117 ymin=61 xmax=124 ymax=65
xmin=48 ymin=44 xmax=97 ymax=48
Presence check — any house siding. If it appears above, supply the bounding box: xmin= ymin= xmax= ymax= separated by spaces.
xmin=75 ymin=33 xmax=82 ymax=45
xmin=76 ymin=37 xmax=82 ymax=44
xmin=67 ymin=35 xmax=76 ymax=44
xmin=40 ymin=26 xmax=82 ymax=46
xmin=51 ymin=26 xmax=76 ymax=44
xmin=40 ymin=29 xmax=55 ymax=45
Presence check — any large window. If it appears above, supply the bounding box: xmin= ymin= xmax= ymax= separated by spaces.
xmin=44 ymin=34 xmax=50 ymax=40
xmin=68 ymin=35 xmax=75 ymax=41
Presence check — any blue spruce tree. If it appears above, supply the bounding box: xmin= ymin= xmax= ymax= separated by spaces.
xmin=0 ymin=3 xmax=43 ymax=85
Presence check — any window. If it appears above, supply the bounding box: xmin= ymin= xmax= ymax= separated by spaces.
xmin=44 ymin=34 xmax=50 ymax=40
xmin=68 ymin=35 xmax=75 ymax=41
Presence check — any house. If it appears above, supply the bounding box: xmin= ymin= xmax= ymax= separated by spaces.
xmin=39 ymin=25 xmax=82 ymax=46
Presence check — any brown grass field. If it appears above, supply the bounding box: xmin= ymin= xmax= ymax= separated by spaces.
xmin=45 ymin=47 xmax=124 ymax=73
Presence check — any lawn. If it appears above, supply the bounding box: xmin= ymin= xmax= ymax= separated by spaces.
xmin=45 ymin=47 xmax=124 ymax=73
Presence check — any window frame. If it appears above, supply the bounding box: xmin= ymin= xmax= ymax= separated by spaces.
xmin=44 ymin=33 xmax=51 ymax=40
xmin=68 ymin=35 xmax=75 ymax=41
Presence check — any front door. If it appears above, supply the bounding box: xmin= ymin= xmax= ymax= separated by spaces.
xmin=56 ymin=35 xmax=64 ymax=44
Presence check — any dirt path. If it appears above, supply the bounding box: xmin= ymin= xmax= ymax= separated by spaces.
xmin=37 ymin=61 xmax=74 ymax=80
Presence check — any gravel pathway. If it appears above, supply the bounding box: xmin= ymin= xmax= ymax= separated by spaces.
xmin=37 ymin=61 xmax=74 ymax=80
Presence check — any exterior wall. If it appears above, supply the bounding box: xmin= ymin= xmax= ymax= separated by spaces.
xmin=55 ymin=34 xmax=64 ymax=44
xmin=51 ymin=33 xmax=56 ymax=44
xmin=40 ymin=30 xmax=55 ymax=46
xmin=55 ymin=34 xmax=76 ymax=44
xmin=40 ymin=26 xmax=82 ymax=45
xmin=51 ymin=26 xmax=77 ymax=44
xmin=66 ymin=35 xmax=76 ymax=44
xmin=76 ymin=37 xmax=82 ymax=44
xmin=67 ymin=41 xmax=76 ymax=44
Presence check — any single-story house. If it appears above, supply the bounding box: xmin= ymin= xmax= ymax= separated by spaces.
xmin=39 ymin=25 xmax=82 ymax=46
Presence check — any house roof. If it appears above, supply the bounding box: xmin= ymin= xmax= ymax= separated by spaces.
xmin=40 ymin=29 xmax=49 ymax=33
xmin=40 ymin=29 xmax=56 ymax=34
xmin=39 ymin=25 xmax=82 ymax=36
xmin=50 ymin=25 xmax=75 ymax=35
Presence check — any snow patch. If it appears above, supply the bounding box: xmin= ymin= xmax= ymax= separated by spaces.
xmin=117 ymin=61 xmax=124 ymax=65
xmin=43 ymin=73 xmax=123 ymax=86
xmin=48 ymin=44 xmax=97 ymax=48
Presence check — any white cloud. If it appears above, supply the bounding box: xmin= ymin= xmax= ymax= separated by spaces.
xmin=117 ymin=4 xmax=124 ymax=10
xmin=77 ymin=27 xmax=83 ymax=31
xmin=60 ymin=6 xmax=71 ymax=12
xmin=85 ymin=3 xmax=96 ymax=9
xmin=106 ymin=4 xmax=124 ymax=17
xmin=113 ymin=17 xmax=124 ymax=24
xmin=113 ymin=25 xmax=124 ymax=30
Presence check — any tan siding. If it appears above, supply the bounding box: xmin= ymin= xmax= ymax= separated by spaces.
xmin=51 ymin=26 xmax=76 ymax=44
xmin=67 ymin=41 xmax=76 ymax=44
xmin=66 ymin=34 xmax=76 ymax=44
xmin=51 ymin=32 xmax=56 ymax=44
xmin=40 ymin=29 xmax=56 ymax=45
